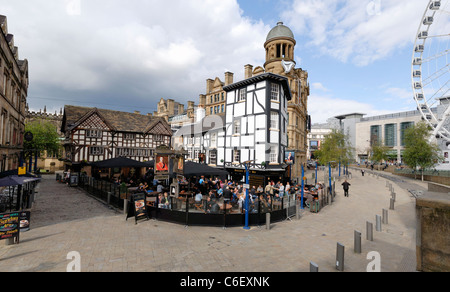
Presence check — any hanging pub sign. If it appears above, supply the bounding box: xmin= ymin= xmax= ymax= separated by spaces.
xmin=0 ymin=212 xmax=20 ymax=243
xmin=126 ymin=193 xmax=149 ymax=224
xmin=154 ymin=145 xmax=186 ymax=179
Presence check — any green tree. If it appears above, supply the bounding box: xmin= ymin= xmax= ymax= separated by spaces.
xmin=371 ymin=141 xmax=390 ymax=165
xmin=402 ymin=121 xmax=443 ymax=181
xmin=315 ymin=129 xmax=354 ymax=167
xmin=24 ymin=120 xmax=61 ymax=160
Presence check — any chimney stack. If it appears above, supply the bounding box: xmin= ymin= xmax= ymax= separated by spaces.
xmin=245 ymin=64 xmax=253 ymax=79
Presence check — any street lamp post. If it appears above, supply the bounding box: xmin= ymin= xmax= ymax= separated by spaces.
xmin=301 ymin=165 xmax=305 ymax=210
xmin=243 ymin=160 xmax=254 ymax=230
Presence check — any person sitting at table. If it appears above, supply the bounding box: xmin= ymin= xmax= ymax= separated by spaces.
xmin=257 ymin=185 xmax=264 ymax=193
xmin=231 ymin=188 xmax=239 ymax=204
xmin=142 ymin=182 xmax=149 ymax=192
xmin=195 ymin=191 xmax=203 ymax=202
xmin=204 ymin=196 xmax=212 ymax=213
xmin=216 ymin=187 xmax=223 ymax=198
xmin=259 ymin=194 xmax=270 ymax=213
xmin=161 ymin=192 xmax=170 ymax=209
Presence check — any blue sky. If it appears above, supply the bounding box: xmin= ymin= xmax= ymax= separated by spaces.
xmin=1 ymin=0 xmax=440 ymax=123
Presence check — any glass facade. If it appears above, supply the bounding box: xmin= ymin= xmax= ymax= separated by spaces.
xmin=384 ymin=124 xmax=397 ymax=147
xmin=400 ymin=122 xmax=414 ymax=146
xmin=370 ymin=125 xmax=381 ymax=146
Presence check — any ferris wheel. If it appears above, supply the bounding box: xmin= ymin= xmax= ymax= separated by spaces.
xmin=412 ymin=0 xmax=450 ymax=141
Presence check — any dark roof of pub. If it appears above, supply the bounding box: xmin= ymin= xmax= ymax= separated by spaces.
xmin=61 ymin=105 xmax=171 ymax=134
xmin=223 ymin=72 xmax=292 ymax=101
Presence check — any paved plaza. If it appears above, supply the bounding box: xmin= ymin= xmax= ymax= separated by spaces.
xmin=0 ymin=168 xmax=425 ymax=272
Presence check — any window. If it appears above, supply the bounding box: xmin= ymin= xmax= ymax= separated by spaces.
xmin=270 ymin=111 xmax=279 ymax=130
xmin=124 ymin=133 xmax=136 ymax=140
xmin=211 ymin=133 xmax=217 ymax=147
xmin=188 ymin=149 xmax=193 ymax=159
xmin=400 ymin=122 xmax=414 ymax=146
xmin=221 ymin=92 xmax=224 ymax=101
xmin=155 ymin=134 xmax=164 ymax=142
xmin=86 ymin=129 xmax=102 ymax=138
xmin=234 ymin=119 xmax=241 ymax=135
xmin=194 ymin=150 xmax=200 ymax=160
xmin=270 ymin=147 xmax=278 ymax=163
xmin=210 ymin=150 xmax=217 ymax=165
xmin=238 ymin=88 xmax=246 ymax=102
xmin=384 ymin=124 xmax=397 ymax=147
xmin=90 ymin=146 xmax=104 ymax=155
xmin=233 ymin=150 xmax=240 ymax=162
xmin=370 ymin=125 xmax=381 ymax=146
xmin=221 ymin=104 xmax=224 ymax=113
xmin=271 ymin=83 xmax=279 ymax=101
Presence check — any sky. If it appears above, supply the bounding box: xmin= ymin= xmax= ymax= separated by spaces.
xmin=0 ymin=0 xmax=441 ymax=123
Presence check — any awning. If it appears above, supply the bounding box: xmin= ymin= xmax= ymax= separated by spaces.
xmin=0 ymin=175 xmax=41 ymax=187
xmin=90 ymin=157 xmax=152 ymax=168
xmin=183 ymin=161 xmax=229 ymax=178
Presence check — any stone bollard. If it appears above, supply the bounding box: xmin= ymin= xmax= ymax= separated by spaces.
xmin=123 ymin=198 xmax=128 ymax=215
xmin=354 ymin=230 xmax=362 ymax=254
xmin=266 ymin=213 xmax=271 ymax=230
xmin=336 ymin=242 xmax=345 ymax=271
xmin=366 ymin=221 xmax=373 ymax=241
xmin=376 ymin=215 xmax=382 ymax=232
xmin=107 ymin=192 xmax=112 ymax=205
xmin=391 ymin=192 xmax=396 ymax=202
xmin=310 ymin=262 xmax=319 ymax=272
xmin=390 ymin=198 xmax=395 ymax=210
xmin=382 ymin=209 xmax=388 ymax=224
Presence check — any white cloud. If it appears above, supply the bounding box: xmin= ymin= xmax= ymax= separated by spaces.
xmin=308 ymin=94 xmax=391 ymax=124
xmin=1 ymin=0 xmax=270 ymax=111
xmin=311 ymin=82 xmax=329 ymax=92
xmin=283 ymin=0 xmax=426 ymax=66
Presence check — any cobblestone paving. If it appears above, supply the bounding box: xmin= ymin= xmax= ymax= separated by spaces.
xmin=0 ymin=169 xmax=424 ymax=272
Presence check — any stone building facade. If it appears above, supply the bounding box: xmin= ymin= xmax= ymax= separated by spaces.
xmin=0 ymin=15 xmax=29 ymax=172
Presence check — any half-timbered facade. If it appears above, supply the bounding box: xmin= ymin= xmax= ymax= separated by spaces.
xmin=174 ymin=73 xmax=291 ymax=184
xmin=174 ymin=114 xmax=225 ymax=165
xmin=61 ymin=106 xmax=172 ymax=168
xmin=221 ymin=73 xmax=291 ymax=182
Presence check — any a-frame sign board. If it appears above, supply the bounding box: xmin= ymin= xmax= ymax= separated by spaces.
xmin=126 ymin=193 xmax=150 ymax=224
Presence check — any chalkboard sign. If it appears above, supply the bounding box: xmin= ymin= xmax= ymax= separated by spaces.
xmin=0 ymin=212 xmax=20 ymax=243
xmin=126 ymin=193 xmax=149 ymax=224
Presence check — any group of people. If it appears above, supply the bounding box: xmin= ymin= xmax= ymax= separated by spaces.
xmin=184 ymin=176 xmax=327 ymax=213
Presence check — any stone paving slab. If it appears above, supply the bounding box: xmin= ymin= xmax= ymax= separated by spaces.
xmin=0 ymin=169 xmax=422 ymax=272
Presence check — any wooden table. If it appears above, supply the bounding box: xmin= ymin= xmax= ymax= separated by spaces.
xmin=219 ymin=203 xmax=232 ymax=210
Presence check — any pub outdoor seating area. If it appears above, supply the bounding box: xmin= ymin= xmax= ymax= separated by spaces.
xmin=59 ymin=155 xmax=337 ymax=228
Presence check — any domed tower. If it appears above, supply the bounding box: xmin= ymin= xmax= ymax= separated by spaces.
xmin=264 ymin=21 xmax=296 ymax=75
xmin=264 ymin=21 xmax=310 ymax=177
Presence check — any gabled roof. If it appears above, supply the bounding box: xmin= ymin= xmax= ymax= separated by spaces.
xmin=61 ymin=105 xmax=171 ymax=134
xmin=223 ymin=73 xmax=292 ymax=101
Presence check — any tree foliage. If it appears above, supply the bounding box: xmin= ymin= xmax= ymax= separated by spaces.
xmin=371 ymin=141 xmax=390 ymax=164
xmin=24 ymin=120 xmax=61 ymax=158
xmin=314 ymin=129 xmax=354 ymax=166
xmin=402 ymin=121 xmax=442 ymax=179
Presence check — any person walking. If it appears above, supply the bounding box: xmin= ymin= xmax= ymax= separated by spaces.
xmin=342 ymin=180 xmax=351 ymax=197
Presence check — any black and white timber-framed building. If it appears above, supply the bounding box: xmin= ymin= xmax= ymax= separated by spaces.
xmin=175 ymin=72 xmax=292 ymax=186
xmin=61 ymin=105 xmax=172 ymax=171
